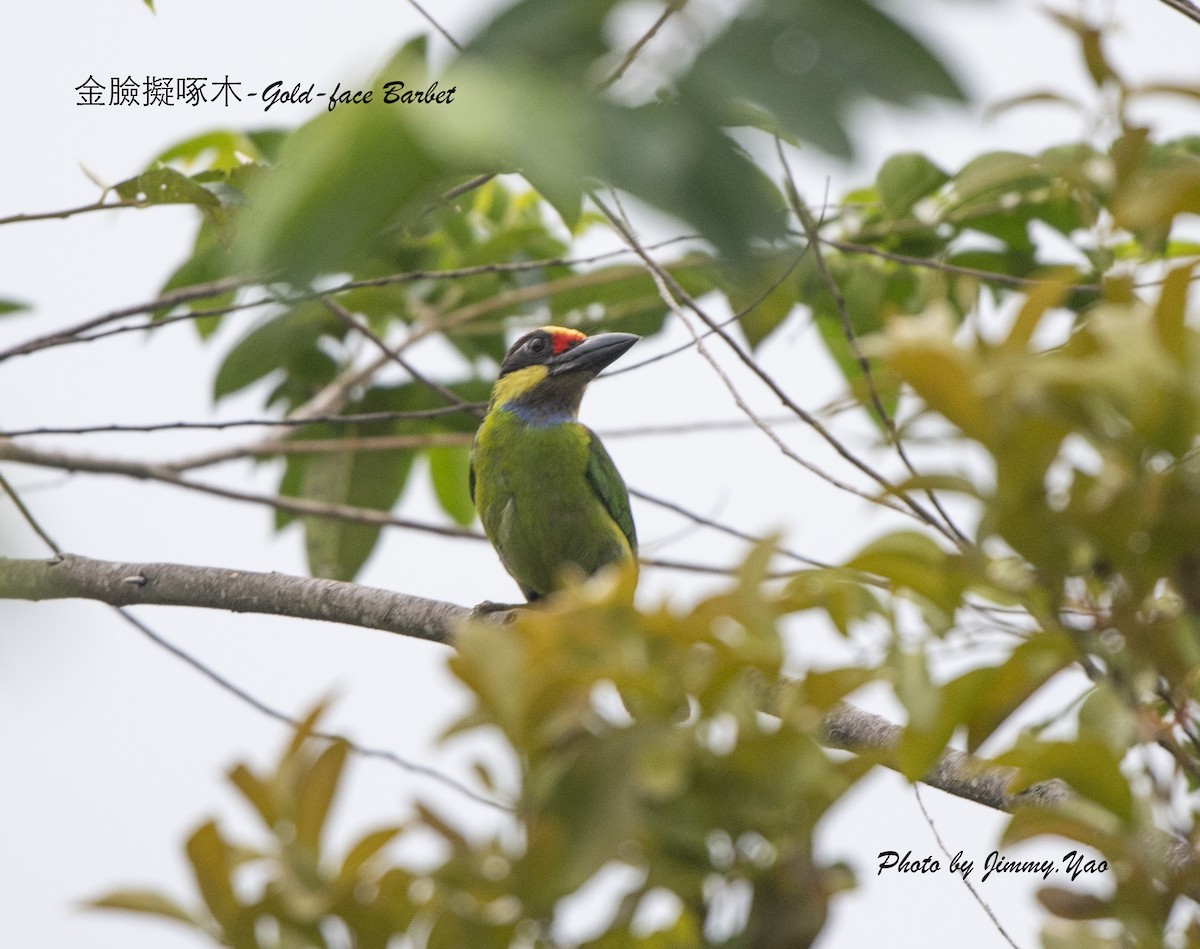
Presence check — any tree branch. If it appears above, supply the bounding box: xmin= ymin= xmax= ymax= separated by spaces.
xmin=820 ymin=703 xmax=1069 ymax=812
xmin=2 ymin=551 xmax=1197 ymax=877
xmin=1155 ymin=0 xmax=1200 ymax=27
xmin=0 ymin=438 xmax=475 ymax=538
xmin=0 ymin=554 xmax=472 ymax=643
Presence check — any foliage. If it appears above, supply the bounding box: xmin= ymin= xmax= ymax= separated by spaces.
xmin=100 ymin=0 xmax=962 ymax=581
xmin=92 ymin=559 xmax=864 ymax=948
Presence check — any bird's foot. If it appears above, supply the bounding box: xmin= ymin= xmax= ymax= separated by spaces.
xmin=470 ymin=600 xmax=525 ymax=621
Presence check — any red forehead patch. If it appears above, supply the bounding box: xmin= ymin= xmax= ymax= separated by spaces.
xmin=547 ymin=326 xmax=587 ymax=355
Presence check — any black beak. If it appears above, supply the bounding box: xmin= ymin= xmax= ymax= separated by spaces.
xmin=548 ymin=332 xmax=639 ymax=377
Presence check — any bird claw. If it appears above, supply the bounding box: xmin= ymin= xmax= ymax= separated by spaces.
xmin=470 ymin=600 xmax=524 ymax=621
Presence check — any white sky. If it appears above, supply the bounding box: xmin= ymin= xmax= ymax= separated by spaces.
xmin=1 ymin=1 xmax=1198 ymax=947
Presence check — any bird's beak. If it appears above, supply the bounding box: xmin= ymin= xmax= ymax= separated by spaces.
xmin=548 ymin=332 xmax=639 ymax=377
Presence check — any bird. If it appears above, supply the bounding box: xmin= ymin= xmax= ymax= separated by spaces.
xmin=470 ymin=325 xmax=640 ymax=602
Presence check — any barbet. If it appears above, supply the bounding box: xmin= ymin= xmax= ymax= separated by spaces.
xmin=470 ymin=326 xmax=639 ymax=601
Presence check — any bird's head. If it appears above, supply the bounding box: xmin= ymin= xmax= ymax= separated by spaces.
xmin=489 ymin=326 xmax=639 ymax=423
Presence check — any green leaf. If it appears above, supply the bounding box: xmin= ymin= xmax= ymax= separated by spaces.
xmin=890 ymin=642 xmax=947 ymax=779
xmin=876 ymin=153 xmax=949 ymax=218
xmin=811 ymin=259 xmax=899 ymax=426
xmin=427 ymin=445 xmax=475 ymax=526
xmin=114 ymin=167 xmax=220 ymax=209
xmin=464 ymin=0 xmax=617 ymax=74
xmin=799 ymin=666 xmax=876 ymax=710
xmin=1077 ymin=684 xmax=1137 ymax=757
xmin=721 ymin=252 xmax=803 ymax=350
xmin=949 ymin=151 xmax=1046 ymax=207
xmin=683 ymin=0 xmax=963 ymax=158
xmin=1152 ymin=263 xmax=1194 ymax=362
xmin=943 ymin=633 xmax=1076 ymax=752
xmin=301 ymin=442 xmax=414 ymax=581
xmin=185 ymin=822 xmax=254 ymax=947
xmin=236 ymin=44 xmax=443 ymax=281
xmin=1037 ymin=886 xmax=1113 ymax=922
xmin=337 ymin=826 xmax=404 ymax=887
xmin=227 ymin=763 xmax=277 ymax=828
xmin=414 ymin=61 xmax=786 ymax=254
xmin=782 ymin=569 xmax=882 ymax=635
xmin=845 ymin=530 xmax=961 ymax=609
xmin=141 ymin=0 xmax=155 ymax=11
xmin=882 ymin=308 xmax=989 ymax=440
xmin=0 ymin=299 xmax=29 ymax=316
xmin=213 ymin=303 xmax=342 ymax=401
xmin=87 ymin=890 xmax=196 ymax=927
xmin=996 ymin=738 xmax=1134 ymax=823
xmin=295 ymin=740 xmax=348 ymax=852
xmin=152 ymin=128 xmax=278 ymax=173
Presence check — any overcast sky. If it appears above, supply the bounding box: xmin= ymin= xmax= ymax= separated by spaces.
xmin=2 ymin=2 xmax=1198 ymax=947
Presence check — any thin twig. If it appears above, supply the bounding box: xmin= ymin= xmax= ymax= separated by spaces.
xmin=322 ymin=295 xmax=485 ymax=420
xmin=914 ymin=786 xmax=1022 ymax=949
xmin=0 ymin=239 xmax=699 ymax=364
xmin=816 ymin=235 xmax=1089 ymax=291
xmin=402 ymin=0 xmax=463 ymax=50
xmin=0 ymin=197 xmax=149 ymax=227
xmin=0 ymin=406 xmax=478 ymax=439
xmin=592 ymin=192 xmax=944 ymax=530
xmin=1154 ymin=0 xmax=1200 ymax=27
xmin=0 ymin=470 xmax=506 ymax=810
xmin=608 ymin=245 xmax=812 ymax=378
xmin=0 ymin=471 xmax=63 ymax=555
xmin=599 ymin=0 xmax=683 ymax=90
xmin=780 ymin=152 xmax=970 ymax=550
xmin=631 ymin=487 xmax=830 ymax=569
xmin=0 ymin=276 xmax=248 ymax=362
xmin=116 ymin=606 xmax=508 ymax=810
xmin=0 ymin=439 xmax=477 ymax=539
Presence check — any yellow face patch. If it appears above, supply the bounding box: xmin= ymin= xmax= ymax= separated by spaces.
xmin=490 ymin=364 xmax=549 ymax=407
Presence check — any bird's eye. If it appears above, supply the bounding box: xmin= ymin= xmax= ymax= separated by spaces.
xmin=527 ymin=336 xmax=548 ymax=355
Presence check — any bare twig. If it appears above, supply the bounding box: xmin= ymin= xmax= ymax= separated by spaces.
xmin=631 ymin=487 xmax=830 ymax=569
xmin=0 ymin=471 xmax=63 ymax=554
xmin=115 ymin=606 xmax=508 ymax=809
xmin=816 ymin=235 xmax=1084 ymax=291
xmin=599 ymin=0 xmax=683 ymax=90
xmin=0 ymin=276 xmax=248 ymax=363
xmin=321 ymin=295 xmax=485 ymax=420
xmin=0 ymin=472 xmax=505 ymax=808
xmin=1154 ymin=0 xmax=1200 ymax=27
xmin=0 ymin=197 xmax=149 ymax=227
xmin=0 ymin=240 xmax=700 ymax=364
xmin=914 ymin=786 xmax=1021 ymax=949
xmin=0 ymin=439 xmax=477 ymax=539
xmin=780 ymin=154 xmax=970 ymax=550
xmin=608 ymin=246 xmax=811 ymax=378
xmin=0 ymin=406 xmax=478 ymax=439
xmin=402 ymin=0 xmax=462 ymax=50
xmin=592 ymin=192 xmax=947 ymax=531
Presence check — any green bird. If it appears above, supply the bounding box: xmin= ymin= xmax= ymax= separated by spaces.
xmin=470 ymin=325 xmax=640 ymax=601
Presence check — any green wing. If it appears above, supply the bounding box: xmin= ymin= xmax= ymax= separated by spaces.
xmin=584 ymin=428 xmax=637 ymax=554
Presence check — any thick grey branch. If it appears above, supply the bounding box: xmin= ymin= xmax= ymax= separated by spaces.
xmin=0 ymin=554 xmax=472 ymax=643
xmin=821 ymin=703 xmax=1070 ymax=811
xmin=822 ymin=702 xmax=1198 ymax=882
xmin=3 ymin=552 xmax=1196 ymax=877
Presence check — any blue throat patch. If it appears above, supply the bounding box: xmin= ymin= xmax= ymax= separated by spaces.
xmin=502 ymin=400 xmax=574 ymax=427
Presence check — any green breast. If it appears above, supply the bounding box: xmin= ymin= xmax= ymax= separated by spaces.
xmin=471 ymin=409 xmax=635 ymax=599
